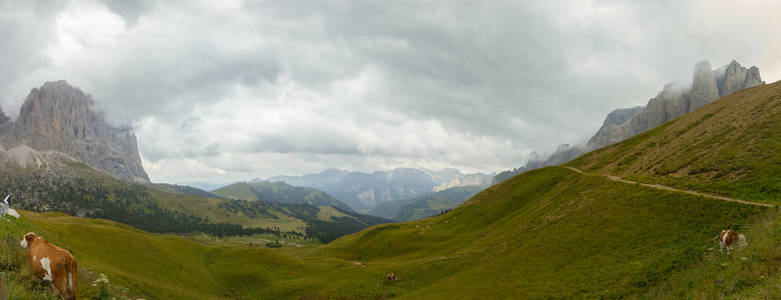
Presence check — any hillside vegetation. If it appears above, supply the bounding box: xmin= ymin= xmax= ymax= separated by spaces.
xmin=1 ymin=165 xmax=765 ymax=298
xmin=0 ymin=159 xmax=388 ymax=243
xmin=570 ymin=81 xmax=781 ymax=204
xmin=213 ymin=180 xmax=353 ymax=212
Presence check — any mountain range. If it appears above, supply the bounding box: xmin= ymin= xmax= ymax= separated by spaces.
xmin=0 ymin=81 xmax=389 ymax=242
xmin=6 ymin=77 xmax=780 ymax=298
xmin=267 ymin=168 xmax=493 ymax=212
xmin=493 ymin=60 xmax=763 ymax=184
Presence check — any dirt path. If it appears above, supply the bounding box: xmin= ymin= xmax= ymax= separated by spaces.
xmin=563 ymin=166 xmax=776 ymax=208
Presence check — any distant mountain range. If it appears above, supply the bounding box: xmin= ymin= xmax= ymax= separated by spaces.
xmin=368 ymin=186 xmax=485 ymax=221
xmin=0 ymin=81 xmax=389 ymax=241
xmin=267 ymin=168 xmax=493 ymax=212
xmin=493 ymin=60 xmax=763 ymax=184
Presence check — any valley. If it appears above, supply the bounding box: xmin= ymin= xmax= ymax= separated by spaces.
xmin=3 ymin=79 xmax=781 ymax=298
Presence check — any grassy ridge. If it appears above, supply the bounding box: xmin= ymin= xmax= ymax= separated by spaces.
xmin=570 ymin=81 xmax=781 ymax=203
xmin=213 ymin=180 xmax=354 ymax=212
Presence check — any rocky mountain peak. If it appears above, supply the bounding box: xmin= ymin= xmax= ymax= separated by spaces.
xmin=689 ymin=60 xmax=720 ymax=112
xmin=494 ymin=59 xmax=764 ymax=185
xmin=0 ymin=80 xmax=150 ymax=182
xmin=587 ymin=59 xmax=762 ymax=151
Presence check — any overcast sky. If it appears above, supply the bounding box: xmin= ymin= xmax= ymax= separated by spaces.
xmin=1 ymin=0 xmax=780 ymax=183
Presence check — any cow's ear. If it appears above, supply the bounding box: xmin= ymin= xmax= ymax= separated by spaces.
xmin=25 ymin=234 xmax=34 ymax=243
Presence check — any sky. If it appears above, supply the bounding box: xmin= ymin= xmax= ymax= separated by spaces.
xmin=1 ymin=0 xmax=781 ymax=184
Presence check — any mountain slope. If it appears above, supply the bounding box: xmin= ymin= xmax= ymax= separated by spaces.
xmin=146 ymin=182 xmax=222 ymax=198
xmin=213 ymin=180 xmax=354 ymax=212
xmin=4 ymin=165 xmax=763 ymax=298
xmin=5 ymin=78 xmax=781 ymax=298
xmin=570 ymin=80 xmax=781 ymax=203
xmin=367 ymin=186 xmax=484 ymax=221
xmin=493 ymin=60 xmax=763 ymax=184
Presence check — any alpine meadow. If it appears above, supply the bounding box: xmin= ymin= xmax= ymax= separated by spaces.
xmin=1 ymin=1 xmax=781 ymax=299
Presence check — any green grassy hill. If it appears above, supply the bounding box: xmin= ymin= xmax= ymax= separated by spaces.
xmin=0 ymin=166 xmax=765 ymax=298
xmin=0 ymin=158 xmax=389 ymax=243
xmin=570 ymin=81 xmax=781 ymax=203
xmin=3 ymin=81 xmax=781 ymax=298
xmin=214 ymin=180 xmax=354 ymax=212
xmin=145 ymin=182 xmax=222 ymax=198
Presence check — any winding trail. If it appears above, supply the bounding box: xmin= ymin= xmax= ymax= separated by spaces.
xmin=563 ymin=166 xmax=776 ymax=208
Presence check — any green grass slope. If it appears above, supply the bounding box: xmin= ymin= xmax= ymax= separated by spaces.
xmin=145 ymin=182 xmax=222 ymax=198
xmin=5 ymin=81 xmax=781 ymax=298
xmin=1 ymin=166 xmax=765 ymax=299
xmin=214 ymin=180 xmax=354 ymax=212
xmin=570 ymin=81 xmax=781 ymax=204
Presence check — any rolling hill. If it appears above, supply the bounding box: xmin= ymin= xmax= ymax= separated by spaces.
xmin=5 ymin=80 xmax=781 ymax=298
xmin=0 ymin=148 xmax=389 ymax=242
xmin=213 ymin=180 xmax=354 ymax=212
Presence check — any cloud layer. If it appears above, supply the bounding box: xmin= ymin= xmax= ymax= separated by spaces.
xmin=1 ymin=0 xmax=780 ymax=183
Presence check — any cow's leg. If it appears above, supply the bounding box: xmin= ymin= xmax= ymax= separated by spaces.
xmin=52 ymin=264 xmax=71 ymax=300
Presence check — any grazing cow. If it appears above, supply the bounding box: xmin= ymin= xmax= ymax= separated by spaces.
xmin=386 ymin=273 xmax=397 ymax=281
xmin=716 ymin=229 xmax=747 ymax=253
xmin=20 ymin=233 xmax=78 ymax=300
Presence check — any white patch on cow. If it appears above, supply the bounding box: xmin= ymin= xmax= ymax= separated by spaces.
xmin=20 ymin=239 xmax=27 ymax=248
xmin=33 ymin=255 xmax=36 ymax=260
xmin=68 ymin=272 xmax=73 ymax=289
xmin=40 ymin=257 xmax=52 ymax=281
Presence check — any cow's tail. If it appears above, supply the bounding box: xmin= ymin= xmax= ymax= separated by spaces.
xmin=65 ymin=260 xmax=77 ymax=300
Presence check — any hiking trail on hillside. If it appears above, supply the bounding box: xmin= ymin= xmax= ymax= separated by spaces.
xmin=563 ymin=166 xmax=775 ymax=208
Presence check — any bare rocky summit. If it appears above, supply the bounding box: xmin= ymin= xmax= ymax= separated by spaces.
xmin=494 ymin=60 xmax=763 ymax=184
xmin=587 ymin=60 xmax=763 ymax=149
xmin=0 ymin=80 xmax=149 ymax=182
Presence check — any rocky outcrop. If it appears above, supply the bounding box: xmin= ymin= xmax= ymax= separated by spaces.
xmin=587 ymin=60 xmax=762 ymax=150
xmin=0 ymin=81 xmax=149 ymax=182
xmin=494 ymin=59 xmax=763 ymax=185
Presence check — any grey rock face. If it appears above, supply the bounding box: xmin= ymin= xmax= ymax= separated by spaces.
xmin=0 ymin=106 xmax=9 ymax=125
xmin=586 ymin=60 xmax=761 ymax=150
xmin=494 ymin=59 xmax=763 ymax=185
xmin=688 ymin=60 xmax=720 ymax=112
xmin=0 ymin=80 xmax=149 ymax=182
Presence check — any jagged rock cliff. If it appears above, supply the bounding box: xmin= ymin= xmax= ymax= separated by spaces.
xmin=0 ymin=80 xmax=149 ymax=182
xmin=494 ymin=60 xmax=763 ymax=184
xmin=587 ymin=60 xmax=763 ymax=149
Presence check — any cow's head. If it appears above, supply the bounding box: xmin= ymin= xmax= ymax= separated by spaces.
xmin=738 ymin=233 xmax=748 ymax=247
xmin=20 ymin=232 xmax=36 ymax=249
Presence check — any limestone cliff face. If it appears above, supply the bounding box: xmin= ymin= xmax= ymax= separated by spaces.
xmin=494 ymin=59 xmax=764 ymax=185
xmin=0 ymin=80 xmax=149 ymax=182
xmin=587 ymin=60 xmax=762 ymax=150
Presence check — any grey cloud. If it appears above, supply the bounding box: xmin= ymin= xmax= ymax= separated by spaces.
xmin=1 ymin=0 xmax=779 ymax=182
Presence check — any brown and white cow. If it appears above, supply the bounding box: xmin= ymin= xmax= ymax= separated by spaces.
xmin=717 ymin=229 xmax=747 ymax=253
xmin=20 ymin=232 xmax=78 ymax=300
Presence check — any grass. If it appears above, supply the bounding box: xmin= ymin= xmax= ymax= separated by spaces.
xmin=0 ymin=166 xmax=766 ymax=299
xmin=570 ymin=81 xmax=781 ymax=204
xmin=4 ymin=81 xmax=781 ymax=298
